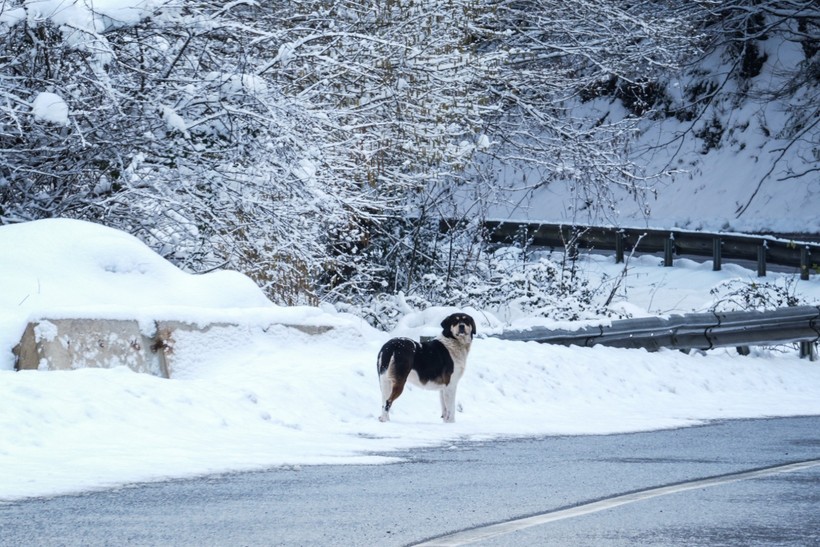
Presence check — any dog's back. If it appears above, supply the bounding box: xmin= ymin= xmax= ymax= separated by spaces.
xmin=378 ymin=337 xmax=455 ymax=385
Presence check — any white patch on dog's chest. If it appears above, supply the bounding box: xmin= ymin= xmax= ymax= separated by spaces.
xmin=407 ymin=337 xmax=469 ymax=390
xmin=439 ymin=337 xmax=470 ymax=367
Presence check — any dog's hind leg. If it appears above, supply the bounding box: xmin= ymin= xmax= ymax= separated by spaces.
xmin=379 ymin=372 xmax=395 ymax=422
xmin=377 ymin=347 xmax=393 ymax=422
xmin=378 ymin=355 xmax=405 ymax=422
xmin=380 ymin=370 xmax=410 ymax=422
xmin=377 ymin=341 xmax=413 ymax=422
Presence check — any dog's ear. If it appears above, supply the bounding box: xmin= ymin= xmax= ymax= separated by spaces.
xmin=469 ymin=316 xmax=477 ymax=338
xmin=441 ymin=315 xmax=454 ymax=338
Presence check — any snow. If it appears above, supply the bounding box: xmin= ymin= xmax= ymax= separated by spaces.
xmin=23 ymin=0 xmax=169 ymax=31
xmin=31 ymin=92 xmax=69 ymax=126
xmin=487 ymin=31 xmax=820 ymax=235
xmin=160 ymin=105 xmax=189 ymax=136
xmin=8 ymin=0 xmax=172 ymax=72
xmin=1 ymin=218 xmax=819 ymax=502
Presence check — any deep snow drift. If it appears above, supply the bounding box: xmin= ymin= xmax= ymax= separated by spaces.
xmin=1 ymin=219 xmax=819 ymax=501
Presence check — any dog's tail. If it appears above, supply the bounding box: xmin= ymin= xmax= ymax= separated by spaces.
xmin=377 ymin=343 xmax=399 ymax=376
xmin=377 ymin=338 xmax=417 ymax=376
xmin=377 ymin=346 xmax=391 ymax=376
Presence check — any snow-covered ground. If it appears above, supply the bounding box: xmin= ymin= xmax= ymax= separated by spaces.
xmin=488 ymin=30 xmax=819 ymax=235
xmin=2 ymin=218 xmax=819 ymax=502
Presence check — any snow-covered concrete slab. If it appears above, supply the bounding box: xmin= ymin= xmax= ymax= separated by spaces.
xmin=14 ymin=319 xmax=168 ymax=377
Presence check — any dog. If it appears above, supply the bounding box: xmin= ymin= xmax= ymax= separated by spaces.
xmin=377 ymin=313 xmax=476 ymax=423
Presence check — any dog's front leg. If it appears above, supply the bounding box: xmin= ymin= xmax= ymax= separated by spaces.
xmin=439 ymin=390 xmax=446 ymax=420
xmin=440 ymin=386 xmax=457 ymax=423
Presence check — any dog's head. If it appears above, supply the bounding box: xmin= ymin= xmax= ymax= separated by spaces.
xmin=441 ymin=313 xmax=476 ymax=341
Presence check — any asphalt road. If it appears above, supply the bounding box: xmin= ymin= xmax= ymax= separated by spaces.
xmin=1 ymin=416 xmax=818 ymax=546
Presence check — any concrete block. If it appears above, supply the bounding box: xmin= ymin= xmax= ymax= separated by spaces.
xmin=14 ymin=319 xmax=169 ymax=378
xmin=13 ymin=318 xmax=334 ymax=378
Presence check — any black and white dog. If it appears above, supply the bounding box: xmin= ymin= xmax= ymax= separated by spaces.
xmin=377 ymin=313 xmax=476 ymax=423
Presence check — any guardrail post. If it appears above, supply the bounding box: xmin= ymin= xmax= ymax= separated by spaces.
xmin=566 ymin=226 xmax=579 ymax=260
xmin=757 ymin=243 xmax=767 ymax=277
xmin=712 ymin=237 xmax=722 ymax=271
xmin=515 ymin=224 xmax=529 ymax=249
xmin=615 ymin=230 xmax=625 ymax=264
xmin=663 ymin=233 xmax=674 ymax=267
xmin=800 ymin=247 xmax=811 ymax=281
xmin=799 ymin=341 xmax=817 ymax=361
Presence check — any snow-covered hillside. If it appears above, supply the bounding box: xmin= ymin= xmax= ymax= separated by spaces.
xmin=490 ymin=27 xmax=819 ymax=235
xmin=2 ymin=219 xmax=819 ymax=501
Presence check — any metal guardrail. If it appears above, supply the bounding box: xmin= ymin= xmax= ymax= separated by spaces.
xmin=491 ymin=306 xmax=820 ymax=360
xmin=471 ymin=221 xmax=820 ymax=279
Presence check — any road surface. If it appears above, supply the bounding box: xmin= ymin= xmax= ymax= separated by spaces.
xmin=1 ymin=416 xmax=818 ymax=546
